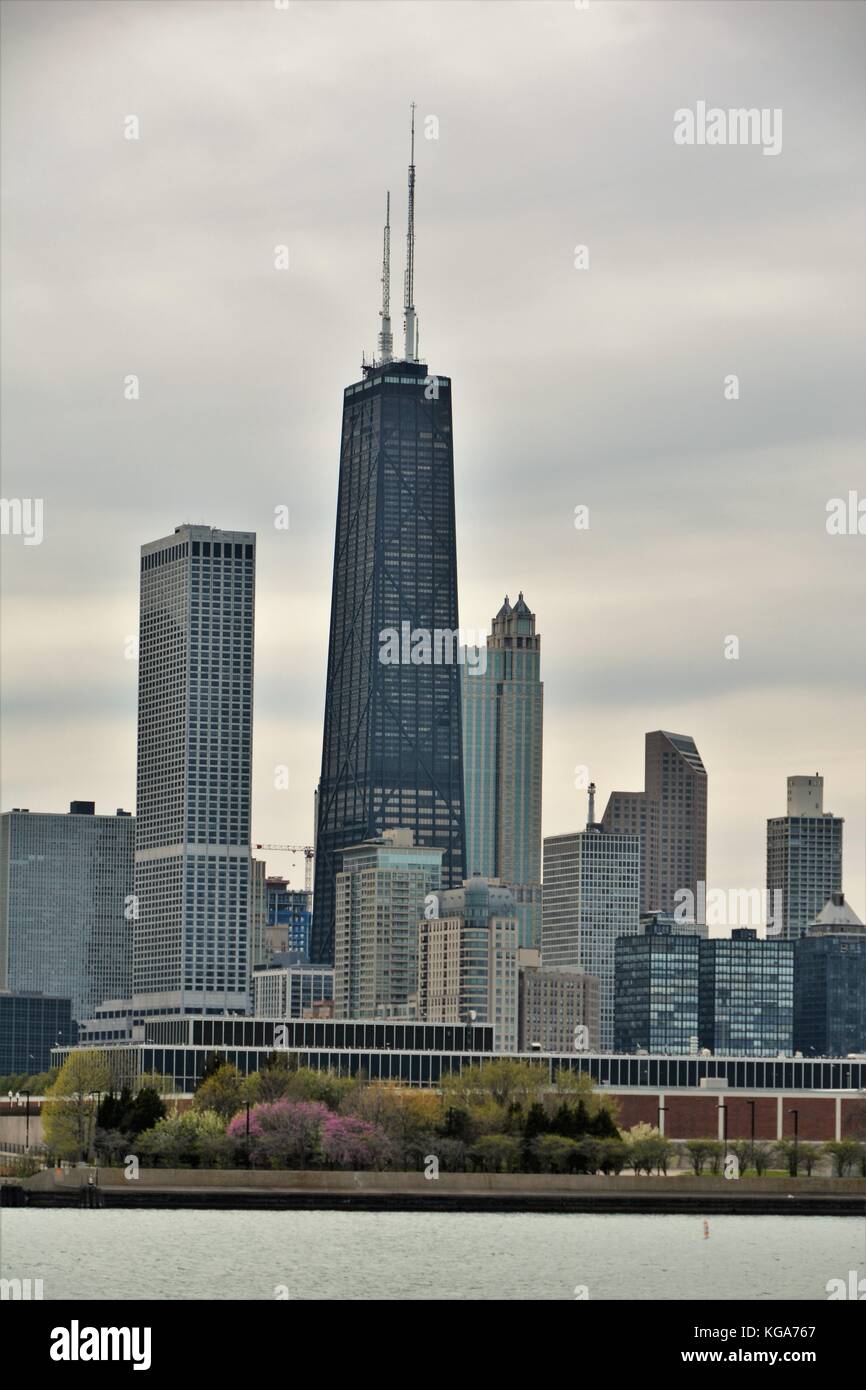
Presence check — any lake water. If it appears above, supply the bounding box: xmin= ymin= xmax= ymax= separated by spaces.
xmin=1 ymin=1210 xmax=864 ymax=1300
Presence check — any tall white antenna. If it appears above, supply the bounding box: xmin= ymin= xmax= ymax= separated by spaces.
xmin=377 ymin=191 xmax=393 ymax=364
xmin=403 ymin=101 xmax=417 ymax=362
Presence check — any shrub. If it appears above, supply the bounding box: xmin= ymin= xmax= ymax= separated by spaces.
xmin=469 ymin=1134 xmax=522 ymax=1173
xmin=530 ymin=1134 xmax=579 ymax=1174
xmin=823 ymin=1140 xmax=861 ymax=1177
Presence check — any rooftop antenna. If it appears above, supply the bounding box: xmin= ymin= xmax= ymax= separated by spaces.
xmin=403 ymin=101 xmax=417 ymax=362
xmin=377 ymin=191 xmax=393 ymax=364
xmin=587 ymin=781 xmax=596 ymax=828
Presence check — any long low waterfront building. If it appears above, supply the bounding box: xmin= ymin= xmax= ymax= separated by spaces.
xmin=52 ymin=1015 xmax=866 ymax=1096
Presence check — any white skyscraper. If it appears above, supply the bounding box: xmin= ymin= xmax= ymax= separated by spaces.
xmin=133 ymin=525 xmax=255 ymax=1016
xmin=542 ymin=788 xmax=640 ymax=1049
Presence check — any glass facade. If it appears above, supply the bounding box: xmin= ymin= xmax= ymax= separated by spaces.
xmin=0 ymin=992 xmax=76 ymax=1074
xmin=794 ymin=933 xmax=866 ymax=1056
xmin=614 ymin=929 xmax=700 ymax=1053
xmin=698 ymin=931 xmax=794 ymax=1056
xmin=55 ymin=1033 xmax=866 ymax=1095
xmin=461 ymin=595 xmax=543 ymax=949
xmin=265 ymin=877 xmax=311 ymax=954
xmin=0 ymin=806 xmax=133 ymax=1021
xmin=312 ymin=363 xmax=465 ymax=964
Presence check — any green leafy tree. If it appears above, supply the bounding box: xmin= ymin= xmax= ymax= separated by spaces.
xmin=42 ymin=1051 xmax=114 ymax=1161
xmin=442 ymin=1059 xmax=545 ymax=1112
xmin=192 ymin=1064 xmax=245 ymax=1121
xmin=247 ymin=1055 xmax=294 ymax=1104
xmin=137 ymin=1109 xmax=233 ymax=1168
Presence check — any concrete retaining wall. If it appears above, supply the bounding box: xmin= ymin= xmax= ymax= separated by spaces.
xmin=24 ymin=1167 xmax=866 ymax=1196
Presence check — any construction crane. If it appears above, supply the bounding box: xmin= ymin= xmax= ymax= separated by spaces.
xmin=253 ymin=844 xmax=314 ymax=896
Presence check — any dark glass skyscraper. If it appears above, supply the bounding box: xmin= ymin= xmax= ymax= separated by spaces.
xmin=311 ymin=361 xmax=466 ymax=963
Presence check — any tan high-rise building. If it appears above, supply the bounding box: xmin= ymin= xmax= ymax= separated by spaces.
xmin=417 ymin=877 xmax=518 ymax=1051
xmin=602 ymin=731 xmax=707 ymax=926
xmin=334 ymin=830 xmax=442 ymax=1020
xmin=517 ymin=955 xmax=600 ymax=1053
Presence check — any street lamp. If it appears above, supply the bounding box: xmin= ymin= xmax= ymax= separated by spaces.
xmin=787 ymin=1107 xmax=799 ymax=1176
xmin=746 ymin=1099 xmax=756 ymax=1173
xmin=88 ymin=1090 xmax=103 ymax=1166
xmin=719 ymin=1101 xmax=728 ymax=1171
xmin=21 ymin=1090 xmax=31 ymax=1152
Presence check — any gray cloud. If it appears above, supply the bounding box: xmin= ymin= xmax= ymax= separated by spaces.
xmin=2 ymin=0 xmax=864 ymax=907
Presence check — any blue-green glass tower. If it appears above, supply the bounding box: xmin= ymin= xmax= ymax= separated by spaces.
xmin=461 ymin=594 xmax=543 ymax=949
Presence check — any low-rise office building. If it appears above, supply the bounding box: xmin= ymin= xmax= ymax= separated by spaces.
xmin=518 ymin=954 xmax=600 ymax=1052
xmin=253 ymin=953 xmax=335 ymax=1020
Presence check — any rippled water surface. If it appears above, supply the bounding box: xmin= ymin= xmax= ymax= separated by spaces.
xmin=2 ymin=1209 xmax=864 ymax=1300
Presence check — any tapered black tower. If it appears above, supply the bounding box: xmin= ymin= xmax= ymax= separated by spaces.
xmin=310 ymin=359 xmax=466 ymax=963
xmin=311 ymin=108 xmax=466 ymax=965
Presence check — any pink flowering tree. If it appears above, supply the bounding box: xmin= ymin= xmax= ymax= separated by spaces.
xmin=320 ymin=1113 xmax=394 ymax=1171
xmin=227 ymin=1099 xmax=329 ymax=1169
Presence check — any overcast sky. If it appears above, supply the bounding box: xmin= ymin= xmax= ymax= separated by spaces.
xmin=2 ymin=0 xmax=864 ymax=920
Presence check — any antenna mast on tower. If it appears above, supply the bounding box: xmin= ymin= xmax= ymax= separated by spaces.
xmin=377 ymin=191 xmax=393 ymax=364
xmin=403 ymin=102 xmax=417 ymax=362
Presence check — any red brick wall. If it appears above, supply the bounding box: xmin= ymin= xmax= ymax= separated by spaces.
xmin=780 ymin=1097 xmax=834 ymax=1141
xmin=602 ymin=1092 xmax=852 ymax=1141
xmin=721 ymin=1095 xmax=777 ymax=1141
xmin=661 ymin=1094 xmax=720 ymax=1138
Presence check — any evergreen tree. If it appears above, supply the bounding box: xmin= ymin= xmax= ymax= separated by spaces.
xmin=96 ymin=1092 xmax=124 ymax=1131
xmin=199 ymin=1052 xmax=225 ymax=1085
xmin=551 ymin=1103 xmax=577 ymax=1138
xmin=127 ymin=1087 xmax=166 ymax=1138
xmin=523 ymin=1102 xmax=549 ymax=1141
xmin=572 ymin=1099 xmax=591 ymax=1136
xmin=590 ymin=1106 xmax=620 ymax=1138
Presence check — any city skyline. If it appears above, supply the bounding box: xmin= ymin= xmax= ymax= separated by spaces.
xmin=1 ymin=0 xmax=864 ymax=921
